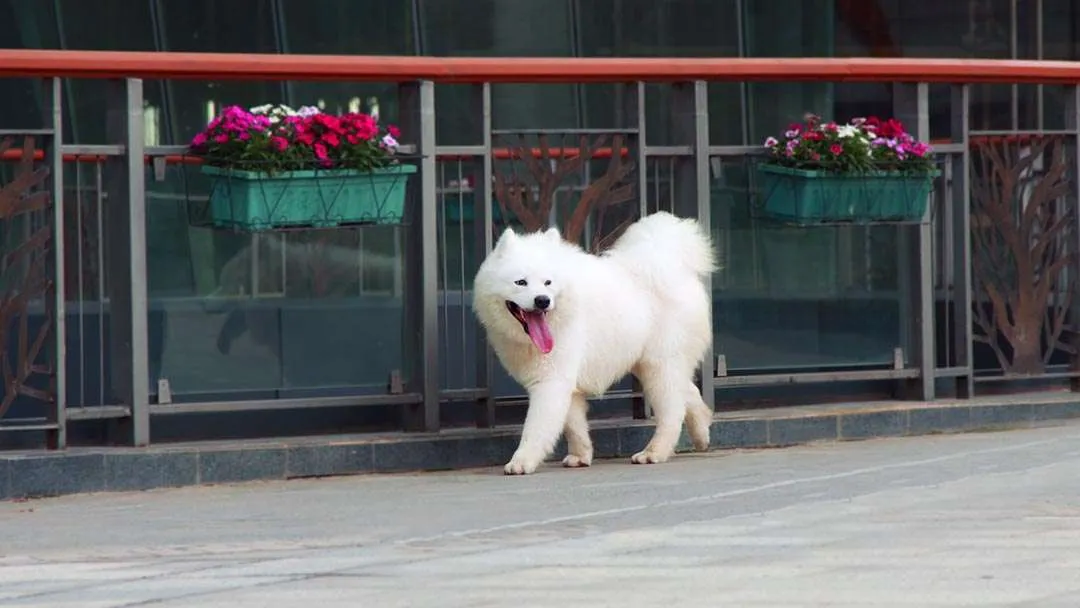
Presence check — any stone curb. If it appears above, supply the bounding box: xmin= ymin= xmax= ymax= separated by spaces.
xmin=2 ymin=398 xmax=1079 ymax=502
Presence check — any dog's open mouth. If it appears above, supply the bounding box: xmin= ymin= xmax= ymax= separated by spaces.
xmin=506 ymin=301 xmax=554 ymax=354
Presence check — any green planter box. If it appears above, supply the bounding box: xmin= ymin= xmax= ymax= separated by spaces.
xmin=202 ymin=164 xmax=417 ymax=231
xmin=757 ymin=164 xmax=940 ymax=225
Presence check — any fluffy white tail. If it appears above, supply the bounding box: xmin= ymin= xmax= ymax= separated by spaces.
xmin=608 ymin=211 xmax=718 ymax=279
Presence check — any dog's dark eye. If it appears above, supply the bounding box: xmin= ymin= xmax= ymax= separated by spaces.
xmin=514 ymin=279 xmax=527 ymax=286
xmin=544 ymin=280 xmax=552 ymax=286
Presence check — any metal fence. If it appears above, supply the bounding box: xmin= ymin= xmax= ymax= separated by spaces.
xmin=1 ymin=52 xmax=1079 ymax=449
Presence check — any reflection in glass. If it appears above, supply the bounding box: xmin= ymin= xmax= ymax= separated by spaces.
xmin=144 ymin=161 xmax=406 ymax=399
xmin=709 ymin=157 xmax=903 ymax=372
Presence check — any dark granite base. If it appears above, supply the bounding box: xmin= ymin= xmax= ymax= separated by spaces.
xmin=3 ymin=397 xmax=1079 ymax=501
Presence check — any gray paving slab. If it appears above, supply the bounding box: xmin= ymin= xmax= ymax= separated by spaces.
xmin=1 ymin=422 xmax=1080 ymax=607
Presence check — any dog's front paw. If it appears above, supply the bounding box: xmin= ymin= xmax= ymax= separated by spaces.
xmin=562 ymin=453 xmax=592 ymax=468
xmin=631 ymin=448 xmax=673 ymax=465
xmin=503 ymin=452 xmax=541 ymax=475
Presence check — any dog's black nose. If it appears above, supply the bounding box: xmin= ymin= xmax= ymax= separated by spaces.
xmin=534 ymin=295 xmax=551 ymax=310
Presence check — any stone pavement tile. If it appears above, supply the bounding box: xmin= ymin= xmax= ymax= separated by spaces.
xmin=713 ymin=566 xmax=1080 ymax=607
xmin=0 ymin=561 xmax=169 ymax=584
xmin=4 ymin=575 xmax=297 ymax=607
xmin=909 ymin=406 xmax=973 ymax=434
xmin=768 ymin=415 xmax=839 ymax=445
xmin=840 ymin=410 xmax=908 ymax=439
xmin=198 ymin=448 xmax=286 ymax=484
xmin=8 ymin=454 xmax=106 ymax=498
xmin=104 ymin=452 xmax=197 ymax=492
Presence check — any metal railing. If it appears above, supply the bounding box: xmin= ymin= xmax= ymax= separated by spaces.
xmin=0 ymin=50 xmax=1077 ymax=449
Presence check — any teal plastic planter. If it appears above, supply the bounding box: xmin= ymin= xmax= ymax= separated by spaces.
xmin=202 ymin=164 xmax=417 ymax=231
xmin=757 ymin=163 xmax=940 ymax=225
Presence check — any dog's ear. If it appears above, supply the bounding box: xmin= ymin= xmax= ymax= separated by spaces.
xmin=543 ymin=226 xmax=562 ymax=244
xmin=493 ymin=228 xmax=518 ymax=254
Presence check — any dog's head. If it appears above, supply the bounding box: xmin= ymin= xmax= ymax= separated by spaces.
xmin=472 ymin=226 xmax=570 ymax=354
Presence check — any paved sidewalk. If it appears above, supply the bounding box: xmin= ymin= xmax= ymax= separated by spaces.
xmin=2 ymin=422 xmax=1080 ymax=607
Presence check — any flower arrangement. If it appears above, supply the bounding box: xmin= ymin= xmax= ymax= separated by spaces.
xmin=189 ymin=104 xmax=402 ymax=175
xmin=762 ymin=114 xmax=934 ymax=175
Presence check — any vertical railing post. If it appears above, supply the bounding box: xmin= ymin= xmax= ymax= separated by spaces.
xmin=893 ymin=82 xmax=936 ymax=401
xmin=670 ymin=81 xmax=716 ymax=410
xmin=45 ymin=77 xmax=66 ymax=449
xmin=626 ymin=81 xmax=648 ymax=420
xmin=104 ymin=78 xmax=150 ymax=446
xmin=399 ymin=80 xmax=440 ymax=432
xmin=473 ymin=82 xmax=495 ymax=428
xmin=1064 ymin=85 xmax=1080 ymax=392
xmin=950 ymin=84 xmax=975 ymax=398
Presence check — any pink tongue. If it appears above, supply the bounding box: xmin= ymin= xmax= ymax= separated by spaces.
xmin=523 ymin=310 xmax=554 ymax=354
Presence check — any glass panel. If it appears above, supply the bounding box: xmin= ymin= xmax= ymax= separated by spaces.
xmin=158 ymin=0 xmax=282 ymax=145
xmin=0 ymin=1 xmax=59 ymax=131
xmin=280 ymin=0 xmax=412 ymax=137
xmin=744 ymin=0 xmax=835 ymax=144
xmin=421 ymin=0 xmax=576 ymax=141
xmin=145 ymin=162 xmax=407 ymax=399
xmin=61 ymin=159 xmax=110 ymax=406
xmin=710 ymin=158 xmax=903 ymax=372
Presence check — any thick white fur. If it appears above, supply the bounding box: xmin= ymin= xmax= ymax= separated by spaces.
xmin=472 ymin=211 xmax=717 ymax=475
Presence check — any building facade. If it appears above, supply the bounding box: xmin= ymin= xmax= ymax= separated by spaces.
xmin=0 ymin=0 xmax=1078 ymax=446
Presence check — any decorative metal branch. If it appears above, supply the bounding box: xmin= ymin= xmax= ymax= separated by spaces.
xmin=970 ymin=135 xmax=1076 ymax=375
xmin=492 ymin=133 xmax=637 ymax=252
xmin=0 ymin=136 xmax=55 ymax=418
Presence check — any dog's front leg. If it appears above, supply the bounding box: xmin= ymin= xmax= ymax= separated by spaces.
xmin=505 ymin=382 xmax=574 ymax=475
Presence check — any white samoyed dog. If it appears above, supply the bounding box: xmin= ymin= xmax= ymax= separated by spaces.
xmin=473 ymin=211 xmax=717 ymax=475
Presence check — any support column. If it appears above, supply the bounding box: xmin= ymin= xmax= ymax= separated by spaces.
xmin=893 ymin=83 xmax=936 ymax=401
xmin=950 ymin=85 xmax=975 ymax=398
xmin=399 ymin=81 xmax=440 ymax=432
xmin=473 ymin=82 xmax=495 ymax=428
xmin=104 ymin=78 xmax=150 ymax=446
xmin=1063 ymin=86 xmax=1080 ymax=392
xmin=670 ymin=81 xmax=716 ymax=410
xmin=45 ymin=77 xmax=67 ymax=449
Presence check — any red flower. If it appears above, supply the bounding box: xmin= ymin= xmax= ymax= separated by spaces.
xmin=322 ymin=132 xmax=341 ymax=147
xmin=388 ymin=125 xmax=401 ymax=138
xmin=829 ymin=143 xmax=843 ymax=155
xmin=313 ymin=143 xmax=329 ymax=160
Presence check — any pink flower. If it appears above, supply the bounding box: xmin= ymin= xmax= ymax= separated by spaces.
xmin=829 ymin=144 xmax=843 ymax=156
xmin=213 ymin=133 xmax=230 ymax=144
xmin=763 ymin=136 xmax=779 ymax=148
xmin=270 ymin=136 xmax=288 ymax=152
xmin=388 ymin=125 xmax=401 ymax=138
xmin=322 ymin=132 xmax=341 ymax=147
xmin=191 ymin=133 xmax=208 ymax=147
xmin=313 ymin=143 xmax=328 ymax=160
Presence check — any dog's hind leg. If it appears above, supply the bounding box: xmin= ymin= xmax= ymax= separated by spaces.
xmin=684 ymin=380 xmax=712 ymax=451
xmin=562 ymin=393 xmax=593 ymax=468
xmin=631 ymin=366 xmax=688 ymax=464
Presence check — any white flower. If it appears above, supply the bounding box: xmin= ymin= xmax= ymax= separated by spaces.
xmin=250 ymin=104 xmax=299 ymax=121
xmin=837 ymin=125 xmax=859 ymax=138
xmin=763 ymin=136 xmax=779 ymax=148
xmin=297 ymin=105 xmax=321 ymax=117
xmin=381 ymin=134 xmax=399 ymax=150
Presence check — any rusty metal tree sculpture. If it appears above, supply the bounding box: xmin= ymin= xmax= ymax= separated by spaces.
xmin=0 ymin=136 xmax=56 ymax=419
xmin=970 ymin=135 xmax=1076 ymax=375
xmin=492 ymin=133 xmax=637 ymax=252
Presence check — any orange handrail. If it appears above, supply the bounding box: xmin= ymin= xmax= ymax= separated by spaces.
xmin=1 ymin=50 xmax=1079 ymax=84
xmin=0 ymin=147 xmax=634 ymax=164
